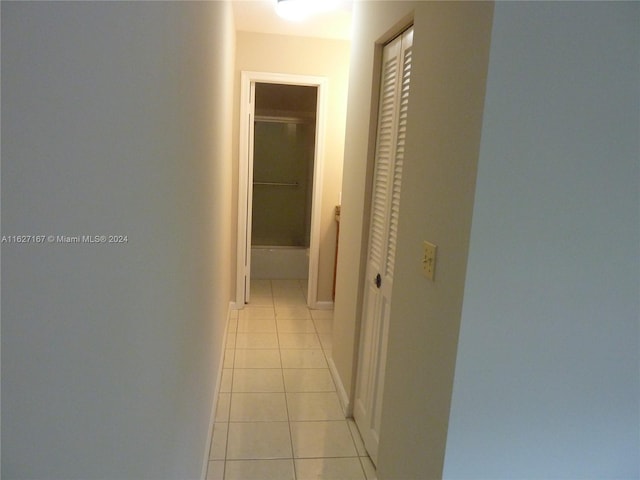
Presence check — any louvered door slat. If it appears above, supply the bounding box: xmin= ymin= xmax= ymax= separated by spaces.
xmin=368 ymin=52 xmax=399 ymax=266
xmin=385 ymin=43 xmax=412 ymax=278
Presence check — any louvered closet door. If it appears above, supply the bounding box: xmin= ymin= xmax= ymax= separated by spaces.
xmin=354 ymin=27 xmax=413 ymax=466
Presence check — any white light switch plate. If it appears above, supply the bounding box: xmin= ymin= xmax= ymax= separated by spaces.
xmin=422 ymin=241 xmax=437 ymax=280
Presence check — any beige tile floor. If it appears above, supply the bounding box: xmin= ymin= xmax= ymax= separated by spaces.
xmin=207 ymin=279 xmax=377 ymax=480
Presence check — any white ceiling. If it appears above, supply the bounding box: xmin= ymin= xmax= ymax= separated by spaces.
xmin=231 ymin=0 xmax=353 ymax=41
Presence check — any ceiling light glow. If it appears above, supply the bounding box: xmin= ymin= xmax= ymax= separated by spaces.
xmin=276 ymin=0 xmax=341 ymax=22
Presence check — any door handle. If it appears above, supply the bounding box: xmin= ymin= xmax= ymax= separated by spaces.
xmin=374 ymin=273 xmax=382 ymax=289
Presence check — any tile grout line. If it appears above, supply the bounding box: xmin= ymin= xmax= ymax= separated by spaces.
xmin=275 ymin=279 xmax=299 ymax=479
xmin=221 ymin=307 xmax=238 ymax=479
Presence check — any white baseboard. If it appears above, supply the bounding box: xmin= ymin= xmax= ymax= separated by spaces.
xmin=313 ymin=301 xmax=334 ymax=311
xmin=327 ymin=356 xmax=351 ymax=416
xmin=200 ymin=301 xmax=234 ymax=480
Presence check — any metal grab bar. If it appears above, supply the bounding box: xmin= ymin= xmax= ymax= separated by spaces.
xmin=253 ymin=181 xmax=299 ymax=187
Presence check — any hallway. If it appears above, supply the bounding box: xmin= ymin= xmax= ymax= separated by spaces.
xmin=206 ymin=279 xmax=376 ymax=480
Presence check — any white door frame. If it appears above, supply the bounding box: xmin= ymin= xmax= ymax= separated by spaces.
xmin=236 ymin=71 xmax=327 ymax=308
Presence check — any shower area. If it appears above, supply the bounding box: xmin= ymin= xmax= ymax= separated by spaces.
xmin=250 ymin=83 xmax=318 ymax=281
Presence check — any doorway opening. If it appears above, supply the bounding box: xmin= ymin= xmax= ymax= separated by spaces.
xmin=236 ymin=72 xmax=327 ymax=308
xmin=251 ymin=83 xmax=316 ymax=284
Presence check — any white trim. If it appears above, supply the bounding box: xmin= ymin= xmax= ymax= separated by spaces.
xmin=313 ymin=301 xmax=335 ymax=311
xmin=236 ymin=71 xmax=328 ymax=309
xmin=231 ymin=301 xmax=245 ymax=311
xmin=307 ymin=77 xmax=328 ymax=309
xmin=200 ymin=302 xmax=234 ymax=480
xmin=236 ymin=72 xmax=253 ymax=307
xmin=328 ymin=356 xmax=352 ymax=416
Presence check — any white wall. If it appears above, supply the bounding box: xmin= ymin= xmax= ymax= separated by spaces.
xmin=1 ymin=2 xmax=235 ymax=478
xmin=336 ymin=1 xmax=638 ymax=478
xmin=444 ymin=3 xmax=640 ymax=478
xmin=333 ymin=0 xmax=417 ymax=420
xmin=333 ymin=3 xmax=493 ymax=478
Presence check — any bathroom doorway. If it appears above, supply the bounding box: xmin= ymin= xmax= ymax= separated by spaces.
xmin=236 ymin=72 xmax=327 ymax=308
